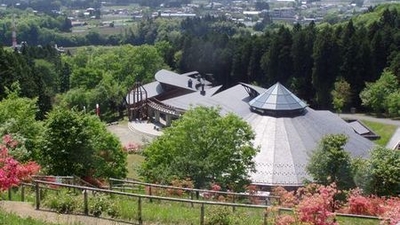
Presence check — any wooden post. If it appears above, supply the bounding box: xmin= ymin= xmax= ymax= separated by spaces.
xmin=138 ymin=197 xmax=143 ymax=225
xmin=21 ymin=185 xmax=25 ymax=202
xmin=263 ymin=208 xmax=268 ymax=225
xmin=190 ymin=191 xmax=194 ymax=207
xmin=200 ymin=203 xmax=205 ymax=225
xmin=148 ymin=186 xmax=153 ymax=203
xmin=232 ymin=195 xmax=236 ymax=212
xmin=83 ymin=190 xmax=88 ymax=215
xmin=35 ymin=183 xmax=40 ymax=210
xmin=8 ymin=188 xmax=12 ymax=200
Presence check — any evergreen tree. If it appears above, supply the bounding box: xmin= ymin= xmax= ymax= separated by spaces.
xmin=312 ymin=26 xmax=340 ymax=109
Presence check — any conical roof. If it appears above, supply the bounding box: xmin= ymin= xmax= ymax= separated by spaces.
xmin=249 ymin=82 xmax=307 ymax=111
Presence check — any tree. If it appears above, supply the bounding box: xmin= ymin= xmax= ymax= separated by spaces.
xmin=331 ymin=78 xmax=351 ymax=114
xmin=386 ymin=90 xmax=400 ymax=117
xmin=359 ymin=70 xmax=398 ymax=114
xmin=312 ymin=26 xmax=340 ymax=109
xmin=0 ymin=83 xmax=44 ymax=161
xmin=307 ymin=134 xmax=355 ymax=190
xmin=139 ymin=106 xmax=258 ymax=191
xmin=358 ymin=146 xmax=400 ymax=196
xmin=41 ymin=107 xmax=127 ymax=179
xmin=290 ymin=22 xmax=315 ymax=102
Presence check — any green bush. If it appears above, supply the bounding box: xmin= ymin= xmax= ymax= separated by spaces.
xmin=89 ymin=193 xmax=120 ymax=218
xmin=205 ymin=206 xmax=243 ymax=225
xmin=42 ymin=190 xmax=82 ymax=214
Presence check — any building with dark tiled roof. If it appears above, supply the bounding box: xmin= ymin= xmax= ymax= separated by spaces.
xmin=126 ymin=69 xmax=375 ymax=187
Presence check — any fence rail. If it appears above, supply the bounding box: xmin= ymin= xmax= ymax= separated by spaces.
xmin=109 ymin=178 xmax=280 ymax=206
xmin=3 ymin=180 xmax=381 ymax=225
xmin=32 ymin=180 xmax=270 ymax=225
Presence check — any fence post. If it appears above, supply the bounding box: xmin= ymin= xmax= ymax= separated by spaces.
xmin=35 ymin=182 xmax=40 ymax=210
xmin=200 ymin=203 xmax=205 ymax=225
xmin=263 ymin=208 xmax=268 ymax=225
xmin=190 ymin=191 xmax=194 ymax=207
xmin=8 ymin=188 xmax=12 ymax=200
xmin=148 ymin=186 xmax=153 ymax=203
xmin=138 ymin=197 xmax=143 ymax=225
xmin=21 ymin=185 xmax=25 ymax=202
xmin=83 ymin=190 xmax=88 ymax=215
xmin=232 ymin=195 xmax=236 ymax=212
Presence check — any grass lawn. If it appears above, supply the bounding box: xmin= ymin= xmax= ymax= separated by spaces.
xmin=126 ymin=153 xmax=145 ymax=180
xmin=361 ymin=120 xmax=397 ymax=146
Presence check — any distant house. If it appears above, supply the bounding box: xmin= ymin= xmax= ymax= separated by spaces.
xmin=71 ymin=21 xmax=87 ymax=27
xmin=126 ymin=69 xmax=375 ymax=187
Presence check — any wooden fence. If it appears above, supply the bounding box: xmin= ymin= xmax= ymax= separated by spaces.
xmin=109 ymin=178 xmax=280 ymax=206
xmin=32 ymin=180 xmax=271 ymax=225
xmin=4 ymin=180 xmax=381 ymax=225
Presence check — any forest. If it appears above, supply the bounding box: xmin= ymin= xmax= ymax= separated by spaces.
xmin=0 ymin=4 xmax=399 ymax=123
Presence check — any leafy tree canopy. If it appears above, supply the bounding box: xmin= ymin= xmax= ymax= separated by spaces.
xmin=359 ymin=70 xmax=399 ymax=114
xmin=41 ymin=107 xmax=127 ymax=179
xmin=355 ymin=146 xmax=400 ymax=196
xmin=307 ymin=134 xmax=355 ymax=190
xmin=139 ymin=106 xmax=259 ymax=191
xmin=331 ymin=78 xmax=351 ymax=114
xmin=0 ymin=82 xmax=44 ymax=161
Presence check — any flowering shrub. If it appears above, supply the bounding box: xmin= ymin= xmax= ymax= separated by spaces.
xmin=271 ymin=183 xmax=400 ymax=225
xmin=1 ymin=133 xmax=29 ymax=161
xmin=380 ymin=198 xmax=400 ymax=225
xmin=341 ymin=188 xmax=385 ymax=216
xmin=123 ymin=142 xmax=142 ymax=154
xmin=0 ymin=134 xmax=40 ymax=191
xmin=272 ymin=186 xmax=298 ymax=207
xmin=2 ymin=134 xmax=18 ymax=148
xmin=246 ymin=184 xmax=262 ymax=204
xmin=201 ymin=183 xmax=222 ymax=200
xmin=275 ymin=214 xmax=297 ymax=225
xmin=296 ymin=184 xmax=338 ymax=225
xmin=167 ymin=178 xmax=194 ymax=196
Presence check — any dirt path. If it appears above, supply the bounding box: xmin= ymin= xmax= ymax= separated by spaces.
xmin=0 ymin=201 xmax=134 ymax=225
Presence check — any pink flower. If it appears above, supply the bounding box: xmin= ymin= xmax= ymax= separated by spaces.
xmin=0 ymin=135 xmax=40 ymax=191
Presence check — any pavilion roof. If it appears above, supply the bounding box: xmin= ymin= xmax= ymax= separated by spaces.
xmin=249 ymin=82 xmax=307 ymax=111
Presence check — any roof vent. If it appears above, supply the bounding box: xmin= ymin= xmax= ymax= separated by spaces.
xmin=188 ymin=79 xmax=193 ymax=88
xmin=200 ymin=84 xmax=205 ymax=95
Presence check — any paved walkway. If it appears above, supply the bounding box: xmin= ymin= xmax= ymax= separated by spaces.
xmin=106 ymin=121 xmax=159 ymax=146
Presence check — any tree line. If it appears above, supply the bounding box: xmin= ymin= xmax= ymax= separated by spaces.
xmin=1 ymin=4 xmax=400 ymax=121
xmin=173 ymin=5 xmax=400 ymax=111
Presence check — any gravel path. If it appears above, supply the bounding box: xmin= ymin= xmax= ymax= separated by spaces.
xmin=0 ymin=201 xmax=134 ymax=225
